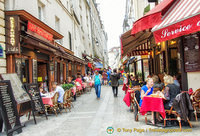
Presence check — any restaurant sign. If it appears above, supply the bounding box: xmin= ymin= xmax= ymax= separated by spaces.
xmin=27 ymin=21 xmax=53 ymax=42
xmin=5 ymin=16 xmax=20 ymax=54
xmin=153 ymin=14 xmax=200 ymax=43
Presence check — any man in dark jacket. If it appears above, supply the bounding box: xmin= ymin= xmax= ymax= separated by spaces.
xmin=110 ymin=69 xmax=120 ymax=97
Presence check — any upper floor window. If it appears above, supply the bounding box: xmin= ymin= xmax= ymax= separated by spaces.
xmin=55 ymin=16 xmax=60 ymax=32
xmin=38 ymin=1 xmax=45 ymax=21
xmin=69 ymin=32 xmax=72 ymax=50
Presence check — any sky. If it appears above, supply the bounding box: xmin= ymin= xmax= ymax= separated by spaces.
xmin=96 ymin=0 xmax=126 ymax=51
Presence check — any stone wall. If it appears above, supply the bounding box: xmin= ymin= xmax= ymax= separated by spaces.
xmin=0 ymin=0 xmax=6 ymax=74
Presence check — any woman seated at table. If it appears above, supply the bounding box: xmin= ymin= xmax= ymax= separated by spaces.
xmin=39 ymin=82 xmax=47 ymax=97
xmin=139 ymin=78 xmax=154 ymax=106
xmin=139 ymin=78 xmax=154 ymax=123
xmin=152 ymin=75 xmax=164 ymax=93
xmin=159 ymin=75 xmax=181 ymax=110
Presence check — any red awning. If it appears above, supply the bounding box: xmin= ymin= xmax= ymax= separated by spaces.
xmin=127 ymin=42 xmax=151 ymax=57
xmin=120 ymin=30 xmax=152 ymax=57
xmin=88 ymin=63 xmax=92 ymax=68
xmin=152 ymin=0 xmax=200 ymax=43
xmin=131 ymin=0 xmax=175 ymax=35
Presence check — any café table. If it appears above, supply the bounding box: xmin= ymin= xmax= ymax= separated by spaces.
xmin=123 ymin=88 xmax=134 ymax=107
xmin=41 ymin=93 xmax=54 ymax=107
xmin=123 ymin=87 xmax=141 ymax=107
xmin=140 ymin=96 xmax=166 ymax=124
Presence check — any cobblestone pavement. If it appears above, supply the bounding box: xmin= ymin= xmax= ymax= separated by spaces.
xmin=3 ymin=86 xmax=199 ymax=136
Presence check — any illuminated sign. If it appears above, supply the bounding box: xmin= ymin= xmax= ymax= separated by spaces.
xmin=28 ymin=21 xmax=53 ymax=41
xmin=10 ymin=17 xmax=15 ymax=46
xmin=5 ymin=15 xmax=20 ymax=54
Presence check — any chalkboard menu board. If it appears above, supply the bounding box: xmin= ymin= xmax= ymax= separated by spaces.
xmin=0 ymin=80 xmax=22 ymax=136
xmin=1 ymin=73 xmax=31 ymax=104
xmin=25 ymin=84 xmax=47 ymax=121
xmin=183 ymin=34 xmax=200 ymax=72
xmin=25 ymin=84 xmax=45 ymax=112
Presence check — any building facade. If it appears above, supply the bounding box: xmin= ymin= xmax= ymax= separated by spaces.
xmin=3 ymin=0 xmax=108 ymax=90
xmin=108 ymin=47 xmax=121 ymax=70
xmin=0 ymin=0 xmax=6 ymax=74
xmin=89 ymin=0 xmax=108 ymax=66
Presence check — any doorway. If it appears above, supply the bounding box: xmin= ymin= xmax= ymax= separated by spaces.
xmin=37 ymin=61 xmax=49 ymax=92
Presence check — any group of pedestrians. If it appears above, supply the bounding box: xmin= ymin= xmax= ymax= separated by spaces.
xmin=93 ymin=68 xmax=121 ymax=99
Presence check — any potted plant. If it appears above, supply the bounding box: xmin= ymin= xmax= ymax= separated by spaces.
xmin=62 ymin=83 xmax=74 ymax=91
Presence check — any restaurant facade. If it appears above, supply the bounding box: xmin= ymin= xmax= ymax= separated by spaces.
xmin=5 ymin=10 xmax=86 ymax=91
xmin=121 ymin=0 xmax=200 ymax=91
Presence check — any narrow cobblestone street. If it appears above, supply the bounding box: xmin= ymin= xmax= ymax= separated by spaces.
xmin=6 ymin=86 xmax=199 ymax=136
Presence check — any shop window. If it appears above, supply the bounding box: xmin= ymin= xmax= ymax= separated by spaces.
xmin=60 ymin=62 xmax=63 ymax=83
xmin=15 ymin=58 xmax=22 ymax=81
xmin=55 ymin=61 xmax=57 ymax=82
xmin=21 ymin=58 xmax=30 ymax=83
xmin=143 ymin=59 xmax=150 ymax=81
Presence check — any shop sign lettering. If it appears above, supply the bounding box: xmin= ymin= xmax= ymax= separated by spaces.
xmin=28 ymin=21 xmax=53 ymax=41
xmin=154 ymin=14 xmax=200 ymax=43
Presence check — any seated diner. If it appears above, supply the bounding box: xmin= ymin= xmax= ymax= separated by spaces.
xmin=139 ymin=78 xmax=154 ymax=107
xmin=159 ymin=75 xmax=181 ymax=110
xmin=52 ymin=82 xmax=65 ymax=103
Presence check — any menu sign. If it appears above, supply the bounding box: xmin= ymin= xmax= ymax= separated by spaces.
xmin=0 ymin=80 xmax=22 ymax=135
xmin=183 ymin=34 xmax=200 ymax=72
xmin=1 ymin=73 xmax=31 ymax=104
xmin=25 ymin=84 xmax=45 ymax=113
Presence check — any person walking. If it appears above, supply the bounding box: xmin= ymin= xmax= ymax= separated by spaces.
xmin=110 ymin=69 xmax=120 ymax=97
xmin=93 ymin=70 xmax=102 ymax=99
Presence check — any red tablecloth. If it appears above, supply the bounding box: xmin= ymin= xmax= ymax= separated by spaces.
xmin=140 ymin=96 xmax=166 ymax=119
xmin=42 ymin=97 xmax=53 ymax=107
xmin=123 ymin=91 xmax=131 ymax=107
xmin=76 ymin=86 xmax=82 ymax=91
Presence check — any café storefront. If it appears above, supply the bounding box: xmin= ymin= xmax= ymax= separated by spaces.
xmin=5 ymin=10 xmax=85 ymax=91
xmin=152 ymin=0 xmax=200 ymax=90
xmin=121 ymin=0 xmax=200 ymax=91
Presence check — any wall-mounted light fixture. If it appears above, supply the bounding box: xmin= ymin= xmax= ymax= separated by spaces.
xmin=170 ymin=40 xmax=177 ymax=45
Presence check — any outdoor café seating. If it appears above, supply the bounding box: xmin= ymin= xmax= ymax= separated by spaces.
xmin=62 ymin=89 xmax=73 ymax=112
xmin=133 ymin=90 xmax=147 ymax=123
xmin=191 ymin=88 xmax=200 ymax=121
xmin=164 ymin=92 xmax=193 ymax=130
xmin=44 ymin=92 xmax=62 ymax=116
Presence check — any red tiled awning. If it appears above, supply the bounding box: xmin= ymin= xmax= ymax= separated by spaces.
xmin=131 ymin=0 xmax=176 ymax=35
xmin=152 ymin=0 xmax=200 ymax=43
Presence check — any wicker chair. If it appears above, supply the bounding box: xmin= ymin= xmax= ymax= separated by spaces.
xmin=44 ymin=92 xmax=61 ymax=116
xmin=133 ymin=90 xmax=147 ymax=124
xmin=164 ymin=92 xmax=193 ymax=130
xmin=63 ymin=90 xmax=69 ymax=112
xmin=164 ymin=106 xmax=192 ymax=130
xmin=192 ymin=88 xmax=200 ymax=121
xmin=63 ymin=89 xmax=73 ymax=111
